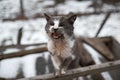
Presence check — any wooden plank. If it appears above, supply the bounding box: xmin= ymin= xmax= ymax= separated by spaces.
xmin=106 ymin=37 xmax=120 ymax=80
xmin=76 ymin=38 xmax=104 ymax=80
xmin=97 ymin=37 xmax=120 ymax=80
xmin=83 ymin=38 xmax=115 ymax=61
xmin=0 ymin=43 xmax=47 ymax=49
xmin=111 ymin=38 xmax=120 ymax=59
xmin=0 ymin=37 xmax=114 ymax=61
xmin=18 ymin=60 xmax=120 ymax=80
xmin=0 ymin=46 xmax=47 ymax=60
xmin=99 ymin=36 xmax=112 ymax=43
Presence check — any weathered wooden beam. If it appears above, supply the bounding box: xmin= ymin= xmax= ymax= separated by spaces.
xmin=0 ymin=78 xmax=6 ymax=80
xmin=0 ymin=46 xmax=47 ymax=60
xmin=0 ymin=43 xmax=47 ymax=50
xmin=0 ymin=37 xmax=114 ymax=61
xmin=107 ymin=37 xmax=120 ymax=80
xmin=83 ymin=38 xmax=115 ymax=61
xmin=76 ymin=38 xmax=104 ymax=80
xmin=98 ymin=36 xmax=113 ymax=43
xmin=18 ymin=59 xmax=120 ymax=80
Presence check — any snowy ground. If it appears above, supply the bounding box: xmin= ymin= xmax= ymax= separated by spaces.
xmin=0 ymin=0 xmax=120 ymax=80
xmin=0 ymin=0 xmax=120 ymax=19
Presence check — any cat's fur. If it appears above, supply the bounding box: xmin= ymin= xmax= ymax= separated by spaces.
xmin=44 ymin=13 xmax=85 ymax=76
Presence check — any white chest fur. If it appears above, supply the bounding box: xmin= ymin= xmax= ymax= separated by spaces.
xmin=47 ymin=39 xmax=74 ymax=58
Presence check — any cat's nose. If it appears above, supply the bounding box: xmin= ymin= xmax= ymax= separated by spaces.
xmin=53 ymin=28 xmax=58 ymax=32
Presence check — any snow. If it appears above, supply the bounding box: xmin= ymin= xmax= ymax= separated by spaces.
xmin=0 ymin=0 xmax=120 ymax=79
xmin=0 ymin=58 xmax=21 ymax=78
xmin=99 ymin=13 xmax=120 ymax=43
xmin=0 ymin=18 xmax=47 ymax=45
xmin=1 ymin=0 xmax=119 ymax=19
xmin=4 ymin=48 xmax=20 ymax=54
xmin=55 ymin=1 xmax=93 ymax=14
xmin=0 ymin=0 xmax=20 ymax=19
xmin=23 ymin=0 xmax=54 ymax=18
xmin=21 ymin=54 xmax=39 ymax=78
xmin=23 ymin=0 xmax=93 ymax=18
xmin=74 ymin=14 xmax=105 ymax=37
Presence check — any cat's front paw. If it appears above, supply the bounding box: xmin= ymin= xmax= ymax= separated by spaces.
xmin=61 ymin=68 xmax=66 ymax=74
xmin=54 ymin=68 xmax=66 ymax=77
xmin=54 ymin=70 xmax=61 ymax=77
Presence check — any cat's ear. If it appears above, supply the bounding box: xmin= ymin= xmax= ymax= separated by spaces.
xmin=44 ymin=13 xmax=52 ymax=21
xmin=67 ymin=13 xmax=77 ymax=24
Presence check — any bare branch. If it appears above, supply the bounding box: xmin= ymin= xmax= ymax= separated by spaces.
xmin=95 ymin=12 xmax=111 ymax=37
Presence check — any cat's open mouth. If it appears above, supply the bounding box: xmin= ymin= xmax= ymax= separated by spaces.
xmin=51 ymin=33 xmax=64 ymax=39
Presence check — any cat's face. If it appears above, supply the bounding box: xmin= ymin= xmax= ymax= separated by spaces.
xmin=44 ymin=13 xmax=77 ymax=40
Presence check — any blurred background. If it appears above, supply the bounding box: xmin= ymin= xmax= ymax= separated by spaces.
xmin=0 ymin=0 xmax=120 ymax=80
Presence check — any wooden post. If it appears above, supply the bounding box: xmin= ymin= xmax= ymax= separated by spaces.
xmin=17 ymin=28 xmax=23 ymax=45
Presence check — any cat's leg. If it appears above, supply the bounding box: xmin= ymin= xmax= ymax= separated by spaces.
xmin=60 ymin=57 xmax=72 ymax=74
xmin=51 ymin=55 xmax=61 ymax=76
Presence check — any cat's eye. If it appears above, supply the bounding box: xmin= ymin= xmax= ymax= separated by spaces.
xmin=50 ymin=21 xmax=54 ymax=25
xmin=59 ymin=23 xmax=64 ymax=26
